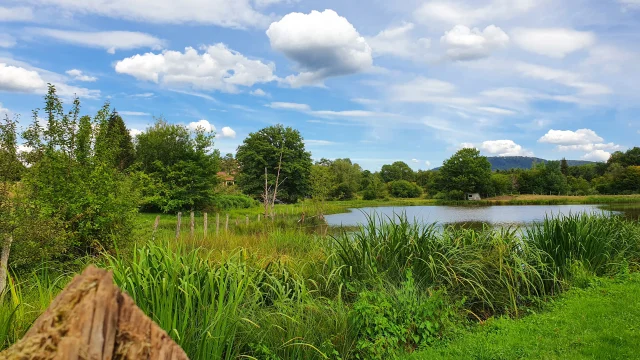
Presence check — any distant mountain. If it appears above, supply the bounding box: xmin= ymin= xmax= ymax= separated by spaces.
xmin=432 ymin=156 xmax=594 ymax=171
xmin=487 ymin=156 xmax=593 ymax=171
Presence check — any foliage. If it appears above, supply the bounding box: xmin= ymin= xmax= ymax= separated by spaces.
xmin=309 ymin=164 xmax=333 ymax=202
xmin=102 ymin=111 xmax=135 ymax=171
xmin=210 ymin=194 xmax=258 ymax=211
xmin=381 ymin=161 xmax=415 ymax=183
xmin=388 ymin=180 xmax=422 ymax=198
xmin=438 ymin=148 xmax=492 ymax=195
xmin=134 ymin=119 xmax=220 ymax=212
xmin=350 ymin=273 xmax=454 ymax=359
xmin=0 ymin=115 xmax=24 ymax=181
xmin=236 ymin=125 xmax=312 ymax=203
xmin=330 ymin=182 xmax=357 ymax=201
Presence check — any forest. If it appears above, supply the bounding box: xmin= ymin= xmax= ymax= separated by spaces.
xmin=1 ymin=86 xmax=640 ymax=359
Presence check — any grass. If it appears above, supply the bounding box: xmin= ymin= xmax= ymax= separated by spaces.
xmin=407 ymin=274 xmax=640 ymax=360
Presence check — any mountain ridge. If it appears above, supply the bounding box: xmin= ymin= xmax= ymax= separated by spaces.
xmin=433 ymin=156 xmax=594 ymax=171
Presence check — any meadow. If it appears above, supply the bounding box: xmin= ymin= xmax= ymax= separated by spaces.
xmin=2 ymin=205 xmax=640 ymax=359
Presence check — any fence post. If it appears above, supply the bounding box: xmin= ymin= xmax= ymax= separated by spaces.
xmin=203 ymin=213 xmax=208 ymax=239
xmin=0 ymin=235 xmax=12 ymax=295
xmin=176 ymin=212 xmax=182 ymax=239
xmin=225 ymin=214 xmax=229 ymax=233
xmin=152 ymin=215 xmax=160 ymax=241
xmin=190 ymin=211 xmax=195 ymax=239
xmin=258 ymin=214 xmax=261 ymax=222
xmin=216 ymin=213 xmax=220 ymax=236
xmin=246 ymin=215 xmax=249 ymax=226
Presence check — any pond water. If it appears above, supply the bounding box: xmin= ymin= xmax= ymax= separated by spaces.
xmin=324 ymin=204 xmax=638 ymax=228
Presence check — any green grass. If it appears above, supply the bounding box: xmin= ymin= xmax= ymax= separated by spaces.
xmin=407 ymin=274 xmax=640 ymax=360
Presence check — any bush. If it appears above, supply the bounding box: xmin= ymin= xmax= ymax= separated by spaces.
xmin=329 ymin=183 xmax=356 ymax=201
xmin=210 ymin=194 xmax=258 ymax=211
xmin=388 ymin=180 xmax=422 ymax=198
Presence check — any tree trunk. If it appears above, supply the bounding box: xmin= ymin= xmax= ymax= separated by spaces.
xmin=0 ymin=265 xmax=189 ymax=360
xmin=0 ymin=234 xmax=12 ymax=295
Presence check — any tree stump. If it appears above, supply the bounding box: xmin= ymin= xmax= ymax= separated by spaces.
xmin=0 ymin=265 xmax=189 ymax=360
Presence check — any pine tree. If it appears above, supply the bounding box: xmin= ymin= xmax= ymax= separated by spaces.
xmin=561 ymin=158 xmax=569 ymax=176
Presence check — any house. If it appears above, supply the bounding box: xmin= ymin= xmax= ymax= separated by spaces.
xmin=466 ymin=193 xmax=481 ymax=201
xmin=217 ymin=172 xmax=235 ymax=186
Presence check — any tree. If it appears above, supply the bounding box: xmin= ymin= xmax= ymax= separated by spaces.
xmin=309 ymin=164 xmax=333 ymax=202
xmin=0 ymin=114 xmax=24 ymax=181
xmin=135 ymin=119 xmax=220 ymax=212
xmin=438 ymin=148 xmax=492 ymax=195
xmin=330 ymin=158 xmax=362 ymax=193
xmin=388 ymin=180 xmax=422 ymax=198
xmin=221 ymin=153 xmax=239 ymax=174
xmin=608 ymin=147 xmax=640 ymax=167
xmin=560 ymin=158 xmax=569 ymax=176
xmin=101 ymin=111 xmax=135 ymax=171
xmin=380 ymin=161 xmax=414 ymax=183
xmin=236 ymin=125 xmax=312 ymax=203
xmin=540 ymin=161 xmax=569 ymax=195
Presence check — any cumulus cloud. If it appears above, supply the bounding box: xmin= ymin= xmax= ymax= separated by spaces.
xmin=250 ymin=88 xmax=268 ymax=97
xmin=0 ymin=6 xmax=33 ymax=21
xmin=66 ymin=69 xmax=97 ymax=82
xmin=27 ymin=0 xmax=270 ymax=28
xmin=582 ymin=150 xmax=611 ymax=162
xmin=414 ymin=0 xmax=538 ymax=27
xmin=538 ymin=129 xmax=603 ymax=145
xmin=129 ymin=128 xmax=143 ymax=137
xmin=425 ymin=160 xmax=432 ymax=167
xmin=366 ymin=23 xmax=431 ymax=60
xmin=411 ymin=158 xmax=420 ymax=163
xmin=0 ymin=61 xmax=100 ymax=99
xmin=115 ymin=44 xmax=276 ymax=92
xmin=480 ymin=140 xmax=533 ymax=156
xmin=188 ymin=119 xmax=215 ymax=132
xmin=218 ymin=126 xmax=236 ymax=138
xmin=512 ymin=28 xmax=595 ymax=58
xmin=459 ymin=142 xmax=476 ymax=150
xmin=266 ymin=9 xmax=372 ymax=87
xmin=28 ymin=28 xmax=165 ymax=54
xmin=441 ymin=24 xmax=509 ymax=60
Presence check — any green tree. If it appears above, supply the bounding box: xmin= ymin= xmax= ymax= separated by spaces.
xmin=561 ymin=158 xmax=569 ymax=176
xmin=380 ymin=161 xmax=415 ymax=183
xmin=330 ymin=158 xmax=362 ymax=194
xmin=236 ymin=125 xmax=312 ymax=203
xmin=388 ymin=180 xmax=422 ymax=198
xmin=438 ymin=148 xmax=492 ymax=195
xmin=101 ymin=111 xmax=135 ymax=171
xmin=220 ymin=153 xmax=239 ymax=174
xmin=135 ymin=119 xmax=220 ymax=212
xmin=0 ymin=114 xmax=24 ymax=181
xmin=491 ymin=173 xmax=513 ymax=196
xmin=309 ymin=164 xmax=333 ymax=202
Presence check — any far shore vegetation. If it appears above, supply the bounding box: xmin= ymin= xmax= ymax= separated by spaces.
xmin=1 ymin=86 xmax=640 ymax=358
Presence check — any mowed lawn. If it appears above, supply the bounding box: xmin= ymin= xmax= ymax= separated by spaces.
xmin=408 ymin=274 xmax=640 ymax=360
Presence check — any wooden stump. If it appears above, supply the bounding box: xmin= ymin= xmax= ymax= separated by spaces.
xmin=0 ymin=266 xmax=189 ymax=360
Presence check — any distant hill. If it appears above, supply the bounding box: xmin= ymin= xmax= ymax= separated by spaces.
xmin=433 ymin=157 xmax=594 ymax=171
xmin=487 ymin=157 xmax=593 ymax=171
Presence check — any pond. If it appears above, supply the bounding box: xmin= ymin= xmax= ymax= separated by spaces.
xmin=324 ymin=204 xmax=640 ymax=228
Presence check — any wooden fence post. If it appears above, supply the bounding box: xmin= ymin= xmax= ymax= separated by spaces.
xmin=175 ymin=212 xmax=182 ymax=239
xmin=0 ymin=235 xmax=12 ymax=295
xmin=225 ymin=214 xmax=229 ymax=233
xmin=216 ymin=213 xmax=220 ymax=236
xmin=152 ymin=215 xmax=160 ymax=241
xmin=258 ymin=214 xmax=261 ymax=222
xmin=246 ymin=215 xmax=249 ymax=226
xmin=203 ymin=213 xmax=208 ymax=239
xmin=190 ymin=211 xmax=195 ymax=239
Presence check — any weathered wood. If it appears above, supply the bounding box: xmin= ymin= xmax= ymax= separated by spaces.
xmin=0 ymin=266 xmax=188 ymax=360
xmin=203 ymin=213 xmax=208 ymax=239
xmin=257 ymin=214 xmax=261 ymax=222
xmin=152 ymin=215 xmax=161 ymax=241
xmin=0 ymin=234 xmax=12 ymax=295
xmin=216 ymin=213 xmax=220 ymax=236
xmin=190 ymin=211 xmax=195 ymax=239
xmin=245 ymin=215 xmax=249 ymax=226
xmin=225 ymin=214 xmax=229 ymax=233
xmin=176 ymin=212 xmax=182 ymax=239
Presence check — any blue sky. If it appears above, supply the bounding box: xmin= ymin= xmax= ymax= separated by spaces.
xmin=0 ymin=0 xmax=639 ymax=171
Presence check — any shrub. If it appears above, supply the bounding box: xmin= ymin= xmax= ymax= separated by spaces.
xmin=329 ymin=183 xmax=356 ymax=201
xmin=388 ymin=180 xmax=422 ymax=198
xmin=210 ymin=194 xmax=258 ymax=211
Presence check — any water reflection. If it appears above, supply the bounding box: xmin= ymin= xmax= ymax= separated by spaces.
xmin=324 ymin=204 xmax=631 ymax=228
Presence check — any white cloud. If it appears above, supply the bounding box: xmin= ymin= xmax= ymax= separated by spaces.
xmin=391 ymin=77 xmax=476 ymax=105
xmin=129 ymin=128 xmax=143 ymax=137
xmin=351 ymin=98 xmax=379 ymax=105
xmin=481 ymin=140 xmax=533 ymax=156
xmin=618 ymin=0 xmax=640 ymax=10
xmin=0 ymin=103 xmax=10 ymax=118
xmin=119 ymin=111 xmax=150 ymax=116
xmin=268 ymin=102 xmax=311 ymax=111
xmin=512 ymin=28 xmax=595 ymax=58
xmin=28 ymin=28 xmax=165 ymax=54
xmin=425 ymin=160 xmax=432 ymax=167
xmin=132 ymin=92 xmax=154 ymax=98
xmin=0 ymin=6 xmax=33 ymax=21
xmin=477 ymin=106 xmax=516 ymax=115
xmin=557 ymin=143 xmax=623 ymax=152
xmin=250 ymin=88 xmax=268 ymax=97
xmin=366 ymin=23 xmax=431 ymax=60
xmin=538 ymin=129 xmax=603 ymax=145
xmin=0 ymin=34 xmax=16 ymax=48
xmin=441 ymin=24 xmax=509 ymax=61
xmin=66 ymin=69 xmax=97 ymax=82
xmin=218 ymin=126 xmax=236 ymax=138
xmin=188 ymin=119 xmax=215 ymax=132
xmin=115 ymin=44 xmax=276 ymax=92
xmin=411 ymin=158 xmax=420 ymax=163
xmin=266 ymin=9 xmax=372 ymax=87
xmin=414 ymin=0 xmax=538 ymax=27
xmin=582 ymin=150 xmax=611 ymax=162
xmin=459 ymin=142 xmax=476 ymax=150
xmin=516 ymin=63 xmax=612 ymax=96
xmin=28 ymin=0 xmax=270 ymax=28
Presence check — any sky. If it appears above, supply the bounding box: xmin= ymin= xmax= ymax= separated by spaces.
xmin=0 ymin=0 xmax=639 ymax=171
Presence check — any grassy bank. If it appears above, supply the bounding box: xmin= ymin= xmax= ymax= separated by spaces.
xmin=3 ymin=213 xmax=640 ymax=359
xmin=408 ymin=274 xmax=640 ymax=360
